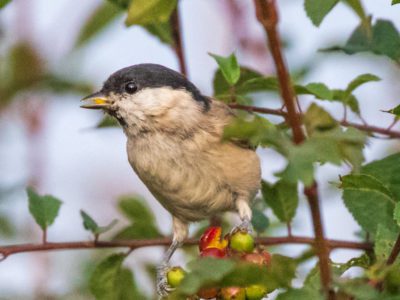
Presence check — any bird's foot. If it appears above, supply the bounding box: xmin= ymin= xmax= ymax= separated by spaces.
xmin=230 ymin=218 xmax=252 ymax=235
xmin=156 ymin=263 xmax=174 ymax=298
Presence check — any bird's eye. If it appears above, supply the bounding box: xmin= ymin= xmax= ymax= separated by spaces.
xmin=125 ymin=82 xmax=138 ymax=94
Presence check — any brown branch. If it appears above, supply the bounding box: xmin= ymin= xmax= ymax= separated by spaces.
xmin=0 ymin=236 xmax=372 ymax=261
xmin=171 ymin=3 xmax=187 ymax=76
xmin=386 ymin=233 xmax=400 ymax=265
xmin=253 ymin=1 xmax=333 ymax=298
xmin=228 ymin=104 xmax=400 ymax=139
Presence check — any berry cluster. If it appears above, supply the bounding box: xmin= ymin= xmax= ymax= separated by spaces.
xmin=167 ymin=226 xmax=271 ymax=300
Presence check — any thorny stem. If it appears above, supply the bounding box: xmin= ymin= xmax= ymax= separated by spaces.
xmin=228 ymin=103 xmax=400 ymax=139
xmin=253 ymin=0 xmax=333 ymax=298
xmin=0 ymin=236 xmax=372 ymax=262
xmin=171 ymin=3 xmax=187 ymax=76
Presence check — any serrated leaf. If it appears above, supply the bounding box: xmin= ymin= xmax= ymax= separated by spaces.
xmin=76 ymin=2 xmax=122 ymax=47
xmin=304 ymin=0 xmax=339 ymax=26
xmin=89 ymin=253 xmax=128 ymax=300
xmin=261 ymin=180 xmax=299 ymax=223
xmin=345 ymin=73 xmax=380 ymax=93
xmin=209 ymin=52 xmax=240 ymax=86
xmin=27 ymin=187 xmax=62 ymax=231
xmin=0 ymin=0 xmax=11 ymax=9
xmin=251 ymin=207 xmax=269 ymax=233
xmin=341 ymin=174 xmax=397 ymax=234
xmin=279 ymin=127 xmax=366 ymax=185
xmin=125 ymin=0 xmax=177 ymax=26
xmin=323 ymin=19 xmax=400 ymax=63
xmin=304 ymin=103 xmax=338 ymax=135
xmin=80 ymin=210 xmax=117 ymax=236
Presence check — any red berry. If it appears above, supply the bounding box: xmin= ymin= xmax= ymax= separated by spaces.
xmin=200 ymin=247 xmax=227 ymax=258
xmin=197 ymin=287 xmax=219 ymax=299
xmin=199 ymin=226 xmax=228 ymax=252
xmin=220 ymin=286 xmax=246 ymax=300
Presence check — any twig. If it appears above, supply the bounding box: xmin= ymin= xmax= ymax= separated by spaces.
xmin=253 ymin=1 xmax=333 ymax=298
xmin=386 ymin=233 xmax=400 ymax=265
xmin=228 ymin=104 xmax=400 ymax=139
xmin=171 ymin=3 xmax=187 ymax=76
xmin=0 ymin=236 xmax=372 ymax=261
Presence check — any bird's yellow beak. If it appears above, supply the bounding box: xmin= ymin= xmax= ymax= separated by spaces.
xmin=80 ymin=91 xmax=111 ymax=109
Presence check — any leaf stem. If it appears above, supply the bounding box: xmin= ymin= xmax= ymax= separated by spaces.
xmin=253 ymin=1 xmax=333 ymax=298
xmin=42 ymin=228 xmax=47 ymax=244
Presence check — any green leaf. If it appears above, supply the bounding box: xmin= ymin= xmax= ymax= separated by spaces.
xmin=345 ymin=73 xmax=380 ymax=94
xmin=303 ymin=103 xmax=338 ymax=136
xmin=80 ymin=210 xmax=117 ymax=236
xmin=89 ymin=253 xmax=129 ymax=300
xmin=277 ymin=288 xmax=323 ymax=300
xmin=113 ymin=195 xmax=161 ymax=239
xmin=107 ymin=0 xmax=131 ymax=9
xmin=393 ymin=0 xmax=400 ymax=5
xmin=125 ymin=0 xmax=177 ymax=26
xmin=342 ymin=0 xmax=368 ymax=22
xmin=27 ymin=187 xmax=62 ymax=231
xmin=341 ymin=174 xmax=397 ymax=234
xmin=280 ymin=127 xmax=366 ymax=185
xmin=0 ymin=214 xmax=15 ymax=237
xmin=261 ymin=180 xmax=299 ymax=223
xmin=76 ymin=2 xmax=122 ymax=47
xmin=113 ymin=222 xmax=161 ymax=239
xmin=97 ymin=115 xmax=120 ymax=128
xmin=178 ymin=258 xmax=236 ymax=295
xmin=324 ymin=19 xmax=400 ymax=63
xmin=143 ymin=22 xmax=173 ymax=45
xmin=0 ymin=0 xmax=11 ymax=9
xmin=209 ymin=52 xmax=240 ymax=86
xmin=118 ymin=195 xmax=154 ymax=222
xmin=251 ymin=207 xmax=269 ymax=233
xmin=298 ymin=82 xmax=333 ymax=100
xmin=375 ymin=224 xmax=398 ymax=261
xmin=383 ymin=105 xmax=400 ymax=118
xmin=394 ymin=202 xmax=400 ymax=227
xmin=116 ymin=268 xmax=147 ymax=300
xmin=304 ymin=0 xmax=339 ymax=26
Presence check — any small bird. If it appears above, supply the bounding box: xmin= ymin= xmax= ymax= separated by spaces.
xmin=81 ymin=64 xmax=261 ymax=295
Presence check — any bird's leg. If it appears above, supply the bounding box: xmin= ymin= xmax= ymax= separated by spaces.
xmin=232 ymin=197 xmax=253 ymax=234
xmin=157 ymin=217 xmax=188 ymax=297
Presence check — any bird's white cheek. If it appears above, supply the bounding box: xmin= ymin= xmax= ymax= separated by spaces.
xmin=116 ymin=100 xmax=147 ymax=123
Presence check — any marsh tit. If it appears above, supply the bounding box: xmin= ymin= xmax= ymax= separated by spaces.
xmin=81 ymin=64 xmax=261 ymax=295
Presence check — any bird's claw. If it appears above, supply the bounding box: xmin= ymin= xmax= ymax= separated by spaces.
xmin=230 ymin=218 xmax=252 ymax=235
xmin=156 ymin=263 xmax=174 ymax=298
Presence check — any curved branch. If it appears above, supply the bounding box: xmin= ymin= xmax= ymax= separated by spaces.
xmin=228 ymin=104 xmax=400 ymax=139
xmin=0 ymin=236 xmax=372 ymax=261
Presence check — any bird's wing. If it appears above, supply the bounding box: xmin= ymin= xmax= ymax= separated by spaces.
xmin=208 ymin=98 xmax=256 ymax=151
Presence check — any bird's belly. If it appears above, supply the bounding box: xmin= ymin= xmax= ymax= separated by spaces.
xmin=127 ymin=140 xmax=235 ymax=222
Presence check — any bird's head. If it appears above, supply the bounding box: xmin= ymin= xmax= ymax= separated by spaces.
xmin=81 ymin=64 xmax=210 ymax=135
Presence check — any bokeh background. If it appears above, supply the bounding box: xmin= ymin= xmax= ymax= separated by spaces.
xmin=0 ymin=0 xmax=399 ymax=299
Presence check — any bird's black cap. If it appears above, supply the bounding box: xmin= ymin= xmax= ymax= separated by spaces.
xmin=102 ymin=64 xmax=210 ymax=110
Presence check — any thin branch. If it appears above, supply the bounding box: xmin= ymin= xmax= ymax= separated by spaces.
xmin=228 ymin=104 xmax=400 ymax=139
xmin=253 ymin=1 xmax=333 ymax=298
xmin=0 ymin=236 xmax=372 ymax=261
xmin=171 ymin=4 xmax=187 ymax=76
xmin=386 ymin=233 xmax=400 ymax=266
